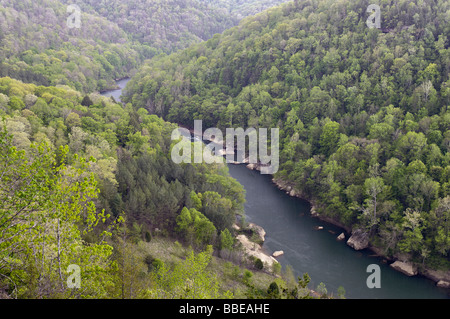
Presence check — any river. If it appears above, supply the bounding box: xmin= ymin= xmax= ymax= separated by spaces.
xmin=101 ymin=78 xmax=130 ymax=103
xmin=102 ymin=79 xmax=450 ymax=299
xmin=227 ymin=164 xmax=450 ymax=299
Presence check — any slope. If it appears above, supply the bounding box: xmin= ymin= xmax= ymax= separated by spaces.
xmin=123 ymin=0 xmax=450 ymax=271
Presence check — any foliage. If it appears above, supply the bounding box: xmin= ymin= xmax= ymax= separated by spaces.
xmin=0 ymin=0 xmax=149 ymax=93
xmin=0 ymin=126 xmax=116 ymax=298
xmin=149 ymin=245 xmax=234 ymax=299
xmin=124 ymin=0 xmax=450 ymax=269
xmin=0 ymin=75 xmax=247 ymax=298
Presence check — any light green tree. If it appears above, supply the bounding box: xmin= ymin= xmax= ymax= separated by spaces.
xmin=149 ymin=246 xmax=233 ymax=299
xmin=0 ymin=127 xmax=117 ymax=298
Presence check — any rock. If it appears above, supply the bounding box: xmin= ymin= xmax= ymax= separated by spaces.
xmin=346 ymin=229 xmax=369 ymax=250
xmin=272 ymin=251 xmax=284 ymax=257
xmin=421 ymin=268 xmax=450 ymax=283
xmin=248 ymin=223 xmax=266 ymax=242
xmin=337 ymin=232 xmax=345 ymax=241
xmin=246 ymin=163 xmax=257 ymax=170
xmin=390 ymin=261 xmax=418 ymax=276
xmin=437 ymin=280 xmax=450 ymax=289
xmin=236 ymin=234 xmax=261 ymax=251
xmin=236 ymin=234 xmax=277 ymax=269
xmin=232 ymin=223 xmax=240 ymax=231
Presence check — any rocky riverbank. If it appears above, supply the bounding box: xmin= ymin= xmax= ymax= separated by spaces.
xmin=233 ymin=223 xmax=279 ymax=271
xmin=270 ymin=176 xmax=450 ymax=289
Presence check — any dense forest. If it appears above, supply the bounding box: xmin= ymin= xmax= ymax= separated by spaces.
xmin=0 ymin=76 xmax=244 ymax=297
xmin=63 ymin=0 xmax=293 ymax=53
xmin=1 ymin=0 xmax=328 ymax=300
xmin=123 ymin=0 xmax=450 ymax=271
xmin=0 ymin=75 xmax=322 ymax=299
xmin=0 ymin=0 xmax=293 ymax=94
xmin=0 ymin=0 xmax=153 ymax=93
xmin=1 ymin=0 xmax=449 ymax=300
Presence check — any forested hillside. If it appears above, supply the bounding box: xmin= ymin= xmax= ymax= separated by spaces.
xmin=0 ymin=76 xmax=251 ymax=298
xmin=205 ymin=0 xmax=293 ymax=19
xmin=123 ymin=0 xmax=450 ymax=270
xmin=0 ymin=0 xmax=292 ymax=93
xmin=61 ymin=0 xmax=293 ymax=53
xmin=0 ymin=0 xmax=154 ymax=93
xmin=61 ymin=0 xmax=237 ymax=54
xmin=0 ymin=0 xmax=330 ymax=300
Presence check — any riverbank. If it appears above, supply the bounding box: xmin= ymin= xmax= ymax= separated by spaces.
xmin=98 ymin=77 xmax=131 ymax=94
xmin=270 ymin=175 xmax=450 ymax=289
xmin=233 ymin=223 xmax=279 ymax=270
xmin=176 ymin=124 xmax=450 ymax=292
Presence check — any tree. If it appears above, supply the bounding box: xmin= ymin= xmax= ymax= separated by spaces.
xmin=202 ymin=191 xmax=234 ymax=232
xmin=65 ymin=112 xmax=81 ymax=128
xmin=398 ymin=209 xmax=424 ymax=255
xmin=220 ymin=228 xmax=234 ymax=251
xmin=112 ymin=231 xmax=150 ymax=299
xmin=0 ymin=127 xmax=115 ymax=298
xmin=176 ymin=207 xmax=217 ymax=247
xmin=316 ymin=282 xmax=328 ymax=298
xmin=267 ymin=281 xmax=280 ymax=299
xmin=363 ymin=176 xmax=386 ymax=230
xmin=150 ymin=246 xmax=233 ymax=299
xmin=297 ymin=273 xmax=311 ymax=299
xmin=319 ymin=120 xmax=340 ymax=156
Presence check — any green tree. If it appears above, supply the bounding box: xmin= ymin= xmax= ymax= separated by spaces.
xmin=0 ymin=127 xmax=115 ymax=298
xmin=319 ymin=120 xmax=340 ymax=156
xmin=150 ymin=246 xmax=233 ymax=299
xmin=267 ymin=281 xmax=280 ymax=299
xmin=219 ymin=228 xmax=234 ymax=251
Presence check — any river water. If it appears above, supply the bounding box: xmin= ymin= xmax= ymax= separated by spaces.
xmin=227 ymin=163 xmax=450 ymax=299
xmin=101 ymin=78 xmax=130 ymax=103
xmin=102 ymin=79 xmax=450 ymax=299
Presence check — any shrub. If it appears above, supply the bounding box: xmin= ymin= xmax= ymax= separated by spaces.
xmin=254 ymin=258 xmax=264 ymax=270
xmin=243 ymin=269 xmax=253 ymax=285
xmin=144 ymin=230 xmax=152 ymax=242
xmin=267 ymin=281 xmax=280 ymax=298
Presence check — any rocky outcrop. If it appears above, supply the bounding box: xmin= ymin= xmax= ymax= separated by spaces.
xmin=236 ymin=234 xmax=278 ymax=268
xmin=247 ymin=223 xmax=266 ymax=243
xmin=346 ymin=229 xmax=369 ymax=250
xmin=437 ymin=280 xmax=450 ymax=288
xmin=337 ymin=232 xmax=345 ymax=241
xmin=390 ymin=261 xmax=418 ymax=276
xmin=421 ymin=268 xmax=450 ymax=288
xmin=272 ymin=178 xmax=302 ymax=199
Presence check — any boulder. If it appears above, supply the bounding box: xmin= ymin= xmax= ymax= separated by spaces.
xmin=346 ymin=229 xmax=369 ymax=250
xmin=421 ymin=268 xmax=450 ymax=283
xmin=272 ymin=251 xmax=284 ymax=257
xmin=437 ymin=280 xmax=450 ymax=289
xmin=236 ymin=235 xmax=277 ymax=269
xmin=248 ymin=223 xmax=266 ymax=243
xmin=390 ymin=261 xmax=418 ymax=276
xmin=337 ymin=232 xmax=345 ymax=241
